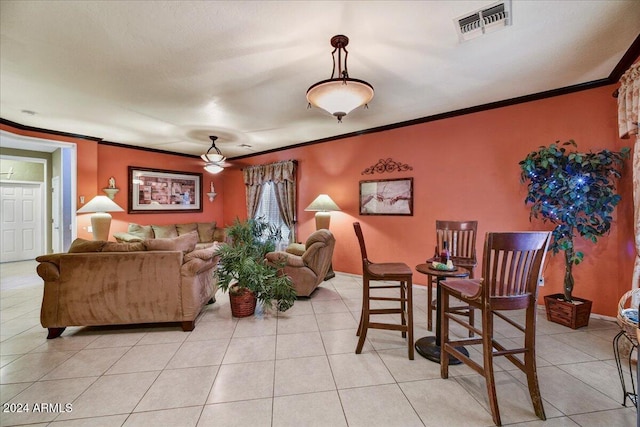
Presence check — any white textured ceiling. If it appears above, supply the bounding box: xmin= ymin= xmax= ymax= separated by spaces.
xmin=1 ymin=1 xmax=639 ymax=159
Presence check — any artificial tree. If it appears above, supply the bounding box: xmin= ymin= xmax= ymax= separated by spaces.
xmin=519 ymin=140 xmax=629 ymax=302
xmin=216 ymin=218 xmax=296 ymax=314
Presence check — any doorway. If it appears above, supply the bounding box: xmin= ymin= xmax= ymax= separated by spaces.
xmin=0 ymin=130 xmax=77 ymax=259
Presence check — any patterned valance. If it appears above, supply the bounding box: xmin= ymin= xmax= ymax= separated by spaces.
xmin=243 ymin=160 xmax=296 ymax=186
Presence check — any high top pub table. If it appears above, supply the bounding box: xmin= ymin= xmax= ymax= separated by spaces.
xmin=415 ymin=263 xmax=470 ymax=364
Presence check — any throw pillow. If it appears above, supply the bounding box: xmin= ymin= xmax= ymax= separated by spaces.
xmin=197 ymin=221 xmax=217 ymax=243
xmin=101 ymin=242 xmax=146 ymax=252
xmin=144 ymin=231 xmax=198 ymax=254
xmin=184 ymin=242 xmax=220 ymax=262
xmin=152 ymin=224 xmax=178 ymax=239
xmin=68 ymin=238 xmax=107 ymax=253
xmin=127 ymin=223 xmax=153 ymax=239
xmin=176 ymin=222 xmax=198 ymax=235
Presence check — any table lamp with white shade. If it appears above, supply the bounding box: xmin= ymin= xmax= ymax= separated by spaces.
xmin=305 ymin=194 xmax=341 ymax=230
xmin=76 ymin=195 xmax=124 ymax=241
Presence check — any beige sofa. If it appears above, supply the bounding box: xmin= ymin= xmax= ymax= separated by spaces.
xmin=36 ymin=233 xmax=220 ymax=339
xmin=114 ymin=221 xmax=225 ymax=249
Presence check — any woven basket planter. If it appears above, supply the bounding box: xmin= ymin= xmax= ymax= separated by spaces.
xmin=229 ymin=287 xmax=257 ymax=318
xmin=617 ymin=289 xmax=639 ymax=345
xmin=544 ymin=293 xmax=592 ymax=329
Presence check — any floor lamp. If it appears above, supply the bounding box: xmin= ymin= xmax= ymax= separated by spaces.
xmin=305 ymin=194 xmax=340 ymax=279
xmin=77 ymin=195 xmax=124 ymax=241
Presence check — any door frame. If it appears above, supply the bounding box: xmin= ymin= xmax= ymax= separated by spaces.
xmin=51 ymin=175 xmax=62 ymax=253
xmin=0 ymin=130 xmax=78 ymax=254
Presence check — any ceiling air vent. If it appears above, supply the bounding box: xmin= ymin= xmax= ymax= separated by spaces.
xmin=455 ymin=0 xmax=512 ymax=42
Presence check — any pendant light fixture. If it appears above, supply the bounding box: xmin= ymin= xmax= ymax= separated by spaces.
xmin=306 ymin=35 xmax=374 ymax=122
xmin=201 ymin=136 xmax=226 ymax=174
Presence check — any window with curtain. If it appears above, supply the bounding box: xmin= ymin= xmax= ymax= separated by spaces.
xmin=254 ymin=181 xmax=290 ymax=249
xmin=243 ymin=160 xmax=297 ymax=247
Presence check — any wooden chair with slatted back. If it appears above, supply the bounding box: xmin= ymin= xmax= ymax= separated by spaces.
xmin=353 ymin=222 xmax=414 ymax=360
xmin=440 ymin=231 xmax=551 ymax=426
xmin=427 ymin=220 xmax=478 ymax=334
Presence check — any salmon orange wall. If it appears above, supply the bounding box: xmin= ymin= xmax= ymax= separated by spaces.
xmin=221 ymin=84 xmax=634 ymax=317
xmin=96 ymin=144 xmax=224 ymax=237
xmin=0 ymin=123 xmax=224 ymax=240
xmin=1 ymin=83 xmax=633 ymax=317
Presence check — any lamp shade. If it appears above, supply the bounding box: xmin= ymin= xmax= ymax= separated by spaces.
xmin=77 ymin=195 xmax=124 ymax=214
xmin=306 ymin=78 xmax=374 ymax=120
xmin=204 ymin=164 xmax=224 ymax=174
xmin=305 ymin=194 xmax=341 ymax=212
xmin=77 ymin=196 xmax=124 ymax=241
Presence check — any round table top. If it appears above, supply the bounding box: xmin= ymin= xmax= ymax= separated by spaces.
xmin=415 ymin=263 xmax=470 ymax=279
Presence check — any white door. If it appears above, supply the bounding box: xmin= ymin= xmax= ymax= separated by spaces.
xmin=0 ymin=183 xmax=43 ymax=262
xmin=51 ymin=176 xmax=62 ymax=253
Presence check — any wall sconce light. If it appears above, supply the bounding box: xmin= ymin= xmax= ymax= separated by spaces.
xmin=102 ymin=188 xmax=119 ymax=200
xmin=207 ymin=182 xmax=217 ymax=202
xmin=102 ymin=176 xmax=119 ymax=200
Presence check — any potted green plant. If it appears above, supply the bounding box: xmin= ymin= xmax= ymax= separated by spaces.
xmin=519 ymin=140 xmax=629 ymax=328
xmin=215 ymin=218 xmax=296 ymax=317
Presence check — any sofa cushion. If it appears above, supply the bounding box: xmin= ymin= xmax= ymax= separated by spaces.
xmin=152 ymin=224 xmax=178 ymax=239
xmin=144 ymin=231 xmax=198 ymax=254
xmin=68 ymin=238 xmax=107 ymax=253
xmin=101 ymin=242 xmax=146 ymax=252
xmin=176 ymin=223 xmax=198 ymax=236
xmin=127 ymin=223 xmax=154 ymax=239
xmin=197 ymin=222 xmax=217 ymax=243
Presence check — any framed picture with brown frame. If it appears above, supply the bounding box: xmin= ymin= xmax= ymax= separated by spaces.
xmin=359 ymin=177 xmax=413 ymax=216
xmin=128 ymin=166 xmax=203 ymax=213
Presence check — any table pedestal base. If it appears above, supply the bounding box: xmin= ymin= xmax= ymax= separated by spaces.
xmin=415 ymin=336 xmax=469 ymax=365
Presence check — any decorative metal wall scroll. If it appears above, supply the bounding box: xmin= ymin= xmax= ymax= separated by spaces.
xmin=361 ymin=158 xmax=413 ymax=175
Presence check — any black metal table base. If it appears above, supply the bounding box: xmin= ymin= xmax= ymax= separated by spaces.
xmin=415 ymin=336 xmax=469 ymax=365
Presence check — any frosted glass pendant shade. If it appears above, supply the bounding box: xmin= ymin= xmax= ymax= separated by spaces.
xmin=306 ymin=78 xmax=374 ymax=121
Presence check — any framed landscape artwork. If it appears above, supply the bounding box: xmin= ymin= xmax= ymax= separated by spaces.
xmin=128 ymin=167 xmax=203 ymax=213
xmin=359 ymin=178 xmax=413 ymax=216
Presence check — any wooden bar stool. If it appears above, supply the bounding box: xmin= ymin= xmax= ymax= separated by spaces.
xmin=353 ymin=222 xmax=414 ymax=360
xmin=440 ymin=231 xmax=551 ymax=426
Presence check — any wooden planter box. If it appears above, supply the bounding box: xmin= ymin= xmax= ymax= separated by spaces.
xmin=544 ymin=293 xmax=592 ymax=329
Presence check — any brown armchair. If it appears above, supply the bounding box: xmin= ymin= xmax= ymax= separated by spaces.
xmin=265 ymin=229 xmax=336 ymax=297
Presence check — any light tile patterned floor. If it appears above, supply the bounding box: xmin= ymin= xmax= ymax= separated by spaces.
xmin=0 ymin=260 xmax=636 ymax=426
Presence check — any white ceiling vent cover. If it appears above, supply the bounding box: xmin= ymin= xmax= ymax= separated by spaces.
xmin=455 ymin=0 xmax=512 ymax=42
